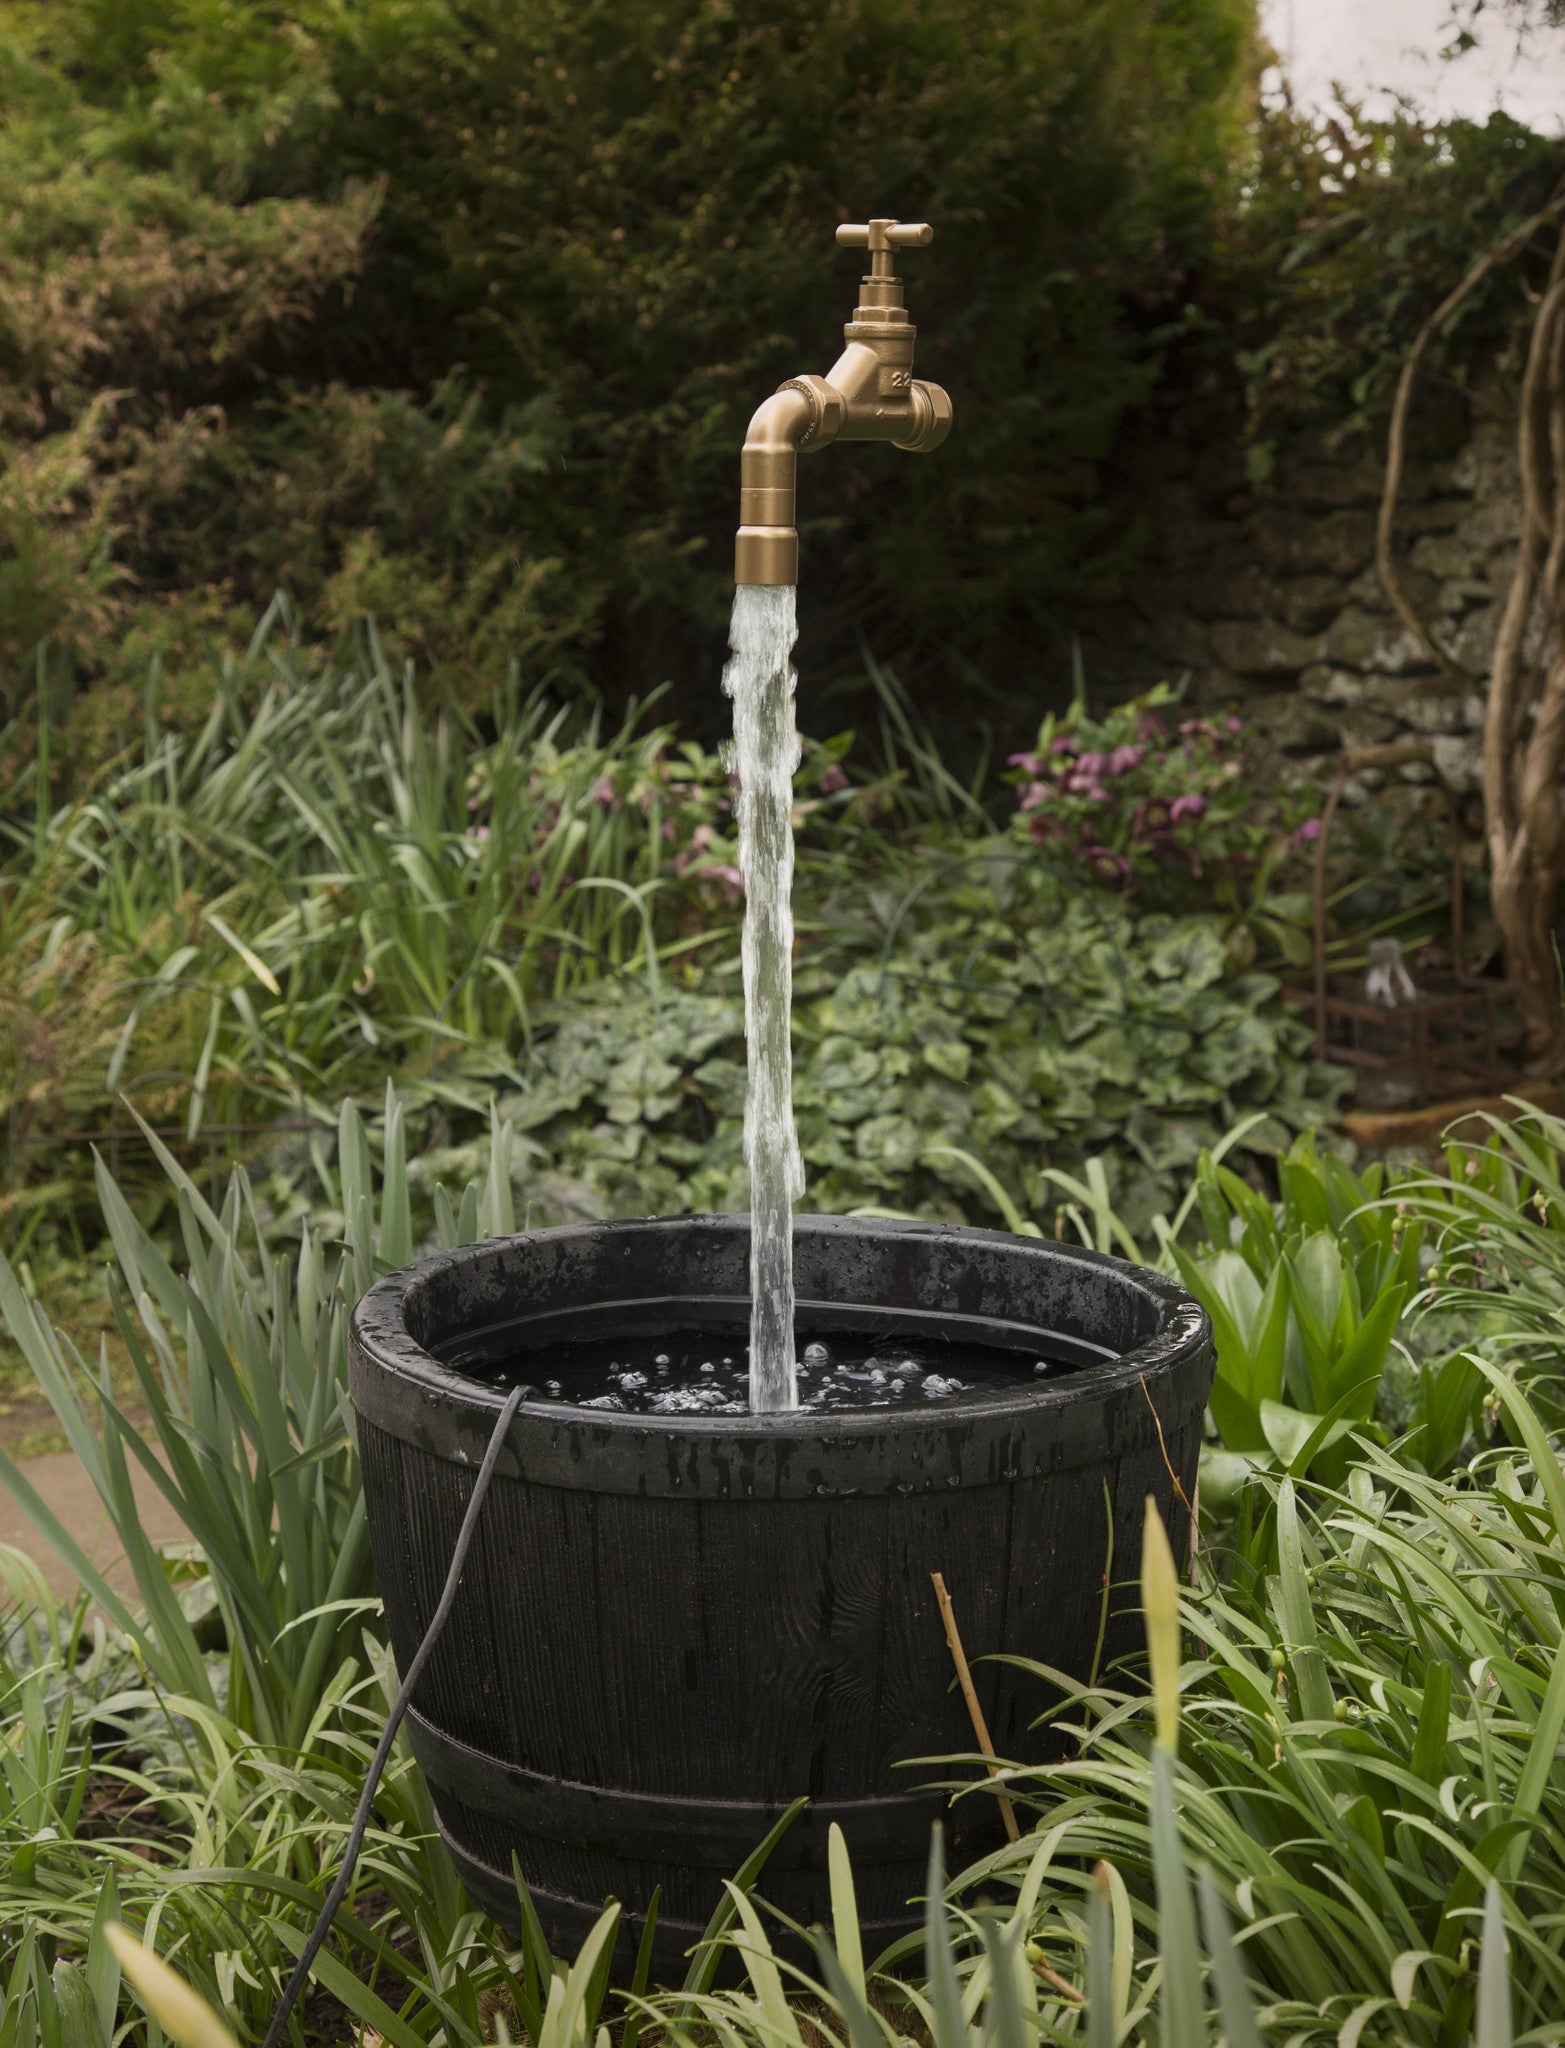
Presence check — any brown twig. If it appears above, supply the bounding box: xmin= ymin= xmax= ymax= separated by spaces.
xmin=1030 ymin=1957 xmax=1085 ymax=2005
xmin=1377 ymin=177 xmax=1565 ymax=684
xmin=929 ymin=1571 xmax=1020 ymax=1843
xmin=1138 ymin=1373 xmax=1193 ymax=1526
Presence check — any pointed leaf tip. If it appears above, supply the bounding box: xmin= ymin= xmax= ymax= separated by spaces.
xmin=1141 ymin=1495 xmax=1181 ymax=1754
xmin=104 ymin=1927 xmax=239 ymax=2048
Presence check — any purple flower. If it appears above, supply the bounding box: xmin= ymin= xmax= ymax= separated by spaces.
xmin=1291 ymin=817 xmax=1323 ymax=848
xmin=1169 ymin=794 xmax=1208 ymax=825
xmin=1017 ymin=780 xmax=1054 ymax=810
xmin=1008 ymin=751 xmax=1044 ymax=774
xmin=1076 ymin=750 xmax=1108 ymax=777
xmin=1082 ymin=843 xmax=1132 ymax=883
xmin=591 ymin=773 xmax=617 ymax=806
xmin=819 ymin=763 xmax=849 ymax=793
xmin=1108 ymin=744 xmax=1144 ymax=775
xmin=1225 ymin=715 xmax=1244 ymax=735
xmin=1049 ymin=734 xmax=1078 ymax=756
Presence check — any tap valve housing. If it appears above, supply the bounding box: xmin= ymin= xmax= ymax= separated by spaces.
xmin=735 ymin=217 xmax=953 ymax=587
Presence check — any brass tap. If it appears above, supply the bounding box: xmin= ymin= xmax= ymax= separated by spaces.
xmin=735 ymin=219 xmax=953 ymax=587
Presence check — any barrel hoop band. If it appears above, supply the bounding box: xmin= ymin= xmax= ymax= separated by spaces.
xmin=433 ymin=1814 xmax=925 ymax=1947
xmin=408 ymin=1707 xmax=948 ymax=1868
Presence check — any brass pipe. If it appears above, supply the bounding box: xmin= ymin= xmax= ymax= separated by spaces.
xmin=734 ymin=218 xmax=953 ymax=588
xmin=735 ymin=387 xmax=815 ymax=590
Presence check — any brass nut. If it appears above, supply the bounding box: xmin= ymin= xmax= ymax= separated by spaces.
xmin=898 ymin=380 xmax=953 ymax=454
xmin=775 ymin=374 xmax=844 ymax=450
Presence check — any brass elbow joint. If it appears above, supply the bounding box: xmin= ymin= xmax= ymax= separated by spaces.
xmin=734 ymin=378 xmax=840 ymax=588
xmin=734 ymin=219 xmax=952 ymax=588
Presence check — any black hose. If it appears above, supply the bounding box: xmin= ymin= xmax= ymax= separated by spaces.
xmin=263 ymin=1383 xmax=527 ymax=2048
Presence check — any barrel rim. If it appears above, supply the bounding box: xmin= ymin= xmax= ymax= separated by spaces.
xmin=349 ymin=1214 xmax=1211 ymax=1490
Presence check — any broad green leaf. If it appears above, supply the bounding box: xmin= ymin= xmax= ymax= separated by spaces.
xmin=828 ymin=1823 xmax=865 ymax=2003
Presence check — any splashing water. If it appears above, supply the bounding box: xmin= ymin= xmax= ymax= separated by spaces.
xmin=723 ymin=584 xmax=805 ymax=1413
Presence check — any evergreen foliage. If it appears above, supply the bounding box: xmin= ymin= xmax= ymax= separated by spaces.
xmin=0 ymin=0 xmax=1254 ymax=730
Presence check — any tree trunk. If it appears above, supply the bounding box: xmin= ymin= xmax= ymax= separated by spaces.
xmin=1483 ymin=233 xmax=1565 ymax=1068
xmin=1380 ymin=188 xmax=1565 ymax=1069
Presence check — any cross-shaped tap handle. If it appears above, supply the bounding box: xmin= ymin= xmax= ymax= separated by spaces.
xmin=836 ymin=220 xmax=934 ymax=255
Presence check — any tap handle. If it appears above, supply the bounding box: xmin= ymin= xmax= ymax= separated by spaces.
xmin=836 ymin=220 xmax=933 ymax=254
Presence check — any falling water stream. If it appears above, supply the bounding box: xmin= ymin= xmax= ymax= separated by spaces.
xmin=723 ymin=584 xmax=805 ymax=1413
xmin=448 ymin=588 xmax=1092 ymax=1417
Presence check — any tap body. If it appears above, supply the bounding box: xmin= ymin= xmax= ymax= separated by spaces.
xmin=735 ymin=220 xmax=952 ymax=587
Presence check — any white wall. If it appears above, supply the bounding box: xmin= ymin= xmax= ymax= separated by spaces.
xmin=1260 ymin=0 xmax=1564 ymax=131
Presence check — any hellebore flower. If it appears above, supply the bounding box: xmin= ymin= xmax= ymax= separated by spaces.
xmin=1017 ymin=781 xmax=1053 ymax=810
xmin=1007 ymin=751 xmax=1044 ymax=775
xmin=1169 ymin=794 xmax=1208 ymax=825
xmin=1291 ymin=817 xmax=1324 ymax=848
xmin=591 ymin=773 xmax=617 ymax=806
xmin=819 ymin=763 xmax=849 ymax=793
xmin=1049 ymin=734 xmax=1079 ymax=756
xmin=704 ymin=863 xmax=744 ymax=900
xmin=1225 ymin=714 xmax=1244 ymax=735
xmin=1076 ymin=750 xmax=1109 ymax=777
xmin=1083 ymin=843 xmax=1131 ymax=883
xmin=1107 ymin=744 xmax=1144 ymax=775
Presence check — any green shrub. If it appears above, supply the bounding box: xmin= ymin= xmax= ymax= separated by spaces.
xmin=0 ymin=1103 xmax=569 ymax=2047
xmin=1212 ymin=101 xmax=1563 ymax=475
xmin=0 ymin=0 xmax=1255 ymax=719
xmin=485 ymin=877 xmax=1345 ymax=1238
xmin=1006 ymin=684 xmax=1315 ymax=935
xmin=1172 ymin=1139 xmax=1425 ymax=1485
xmin=0 ymin=620 xmax=1343 ymax=1262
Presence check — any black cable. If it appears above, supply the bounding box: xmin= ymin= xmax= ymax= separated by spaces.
xmin=263 ymin=1383 xmax=527 ymax=2048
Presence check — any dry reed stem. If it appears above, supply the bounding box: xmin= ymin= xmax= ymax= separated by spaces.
xmin=929 ymin=1571 xmax=1020 ymax=1843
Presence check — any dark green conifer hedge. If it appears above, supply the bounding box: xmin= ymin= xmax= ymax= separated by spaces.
xmin=0 ymin=0 xmax=1252 ymax=729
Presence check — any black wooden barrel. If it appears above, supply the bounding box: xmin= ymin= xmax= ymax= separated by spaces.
xmin=348 ymin=1214 xmax=1212 ymax=1973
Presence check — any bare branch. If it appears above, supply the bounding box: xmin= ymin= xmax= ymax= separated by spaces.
xmin=1486 ymin=272 xmax=1565 ymax=830
xmin=1377 ymin=179 xmax=1565 ymax=683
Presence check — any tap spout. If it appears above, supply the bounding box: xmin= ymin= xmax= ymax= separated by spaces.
xmin=735 ymin=385 xmax=819 ymax=589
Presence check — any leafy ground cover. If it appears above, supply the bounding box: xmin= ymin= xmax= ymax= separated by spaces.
xmin=0 ymin=617 xmax=1339 ymax=1429
xmin=2 ymin=1090 xmax=1561 ymax=2044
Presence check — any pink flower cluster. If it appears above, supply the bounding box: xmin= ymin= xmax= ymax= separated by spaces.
xmin=1005 ymin=689 xmax=1316 ymax=907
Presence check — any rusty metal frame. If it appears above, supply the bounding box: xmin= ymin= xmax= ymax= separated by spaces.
xmin=1298 ymin=738 xmax=1519 ymax=1106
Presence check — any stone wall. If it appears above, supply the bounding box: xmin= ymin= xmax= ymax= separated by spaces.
xmin=1081 ymin=390 xmax=1522 ymax=836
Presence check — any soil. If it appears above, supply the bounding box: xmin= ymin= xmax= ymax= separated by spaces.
xmin=0 ymin=1439 xmax=187 ymax=1602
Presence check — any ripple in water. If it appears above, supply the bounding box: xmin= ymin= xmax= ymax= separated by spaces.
xmin=467 ymin=1330 xmax=1082 ymax=1416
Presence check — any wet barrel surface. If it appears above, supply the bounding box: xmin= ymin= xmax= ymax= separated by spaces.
xmin=349 ymin=1214 xmax=1213 ymax=1974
